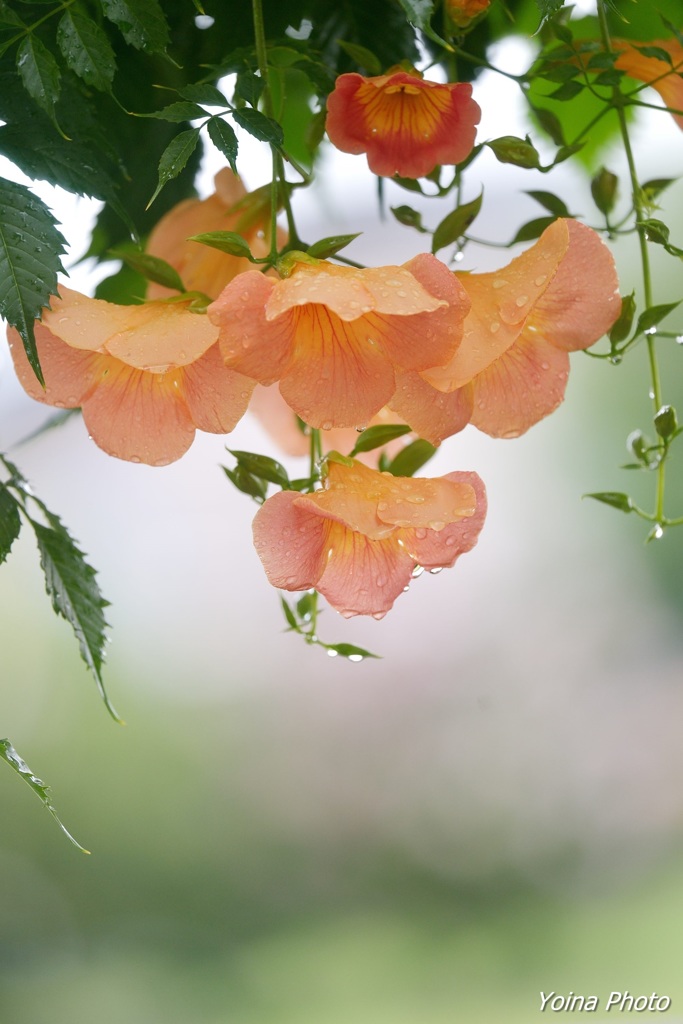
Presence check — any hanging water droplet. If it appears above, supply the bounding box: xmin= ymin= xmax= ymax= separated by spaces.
xmin=411 ymin=564 xmax=424 ymax=578
xmin=653 ymin=523 xmax=664 ymax=540
xmin=348 ymin=653 xmax=364 ymax=662
xmin=327 ymin=649 xmax=338 ymax=657
xmin=453 ymin=250 xmax=464 ymax=263
xmin=429 ymin=566 xmax=443 ymax=574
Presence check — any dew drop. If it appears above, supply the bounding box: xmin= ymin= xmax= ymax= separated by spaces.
xmin=411 ymin=564 xmax=424 ymax=578
xmin=540 ymin=361 xmax=550 ymax=370
xmin=375 ymin=576 xmax=387 ymax=587
xmin=414 ymin=528 xmax=427 ymax=539
xmin=490 ymin=321 xmax=500 ymax=334
xmin=653 ymin=523 xmax=664 ymax=540
xmin=348 ymin=653 xmax=364 ymax=662
xmin=515 ymin=295 xmax=528 ymax=307
xmin=429 ymin=566 xmax=443 ymax=574
xmin=130 ymin=455 xmax=141 ymax=464
xmin=321 ymin=421 xmax=332 ymax=431
xmin=534 ymin=274 xmax=547 ymax=286
xmin=327 ymin=649 xmax=339 ymax=657
xmin=428 ymin=521 xmax=445 ymax=532
xmin=492 ymin=277 xmax=507 ymax=289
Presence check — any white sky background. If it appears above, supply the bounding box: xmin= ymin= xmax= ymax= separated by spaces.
xmin=2 ymin=20 xmax=683 ymax=881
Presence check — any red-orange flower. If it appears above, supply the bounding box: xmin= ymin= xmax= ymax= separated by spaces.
xmin=208 ymin=254 xmax=470 ymax=430
xmin=390 ymin=219 xmax=621 ymax=442
xmin=8 ymin=287 xmax=255 ymax=465
xmin=146 ymin=168 xmax=275 ymax=299
xmin=252 ymin=459 xmax=486 ymax=618
xmin=325 ymin=70 xmax=481 ymax=178
xmin=446 ymin=0 xmax=491 ymax=30
xmin=613 ymin=38 xmax=683 ymax=130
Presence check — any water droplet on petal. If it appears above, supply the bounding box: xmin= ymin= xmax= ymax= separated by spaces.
xmin=515 ymin=295 xmax=528 ymax=307
xmin=411 ymin=564 xmax=424 ymax=578
xmin=429 ymin=566 xmax=443 ymax=574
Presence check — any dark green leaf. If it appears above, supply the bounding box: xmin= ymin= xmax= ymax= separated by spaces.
xmin=222 ymin=465 xmax=267 ymax=503
xmin=0 ymin=177 xmax=67 ymax=385
xmin=636 ymin=302 xmax=680 ymax=333
xmin=179 ymin=83 xmax=228 ymax=107
xmin=525 ymin=189 xmax=570 ymax=216
xmin=232 ymin=108 xmax=283 ymax=147
xmin=530 ymin=105 xmax=565 ymax=146
xmin=234 ymin=70 xmax=264 ymax=108
xmin=385 ymin=439 xmax=436 ymax=477
xmin=609 ymin=291 xmax=635 ymax=344
xmin=641 ymin=218 xmax=670 ymax=245
xmin=109 ymin=249 xmax=184 ymax=291
xmin=392 ymin=175 xmax=424 ymax=193
xmin=147 ymin=128 xmax=200 ymax=207
xmin=587 ymin=52 xmax=616 ymax=71
xmin=323 ymin=642 xmax=380 ymax=661
xmin=487 ymin=136 xmax=541 ymax=169
xmin=56 ymin=9 xmax=116 ymax=92
xmin=583 ymin=491 xmax=633 ymax=513
xmin=307 ymin=233 xmax=361 ymax=258
xmin=432 ymin=191 xmax=483 ymax=253
xmin=29 ymin=513 xmax=118 ymax=721
xmin=641 ymin=178 xmax=675 ymax=200
xmin=150 ymin=101 xmax=208 ymax=122
xmin=295 ymin=592 xmax=316 ymax=621
xmin=548 ymin=80 xmax=584 ymax=101
xmin=228 ymin=450 xmax=290 ymax=489
xmin=591 ymin=167 xmax=618 ymax=214
xmin=100 ymin=0 xmax=170 ymax=53
xmin=535 ymin=0 xmax=566 ymax=31
xmin=207 ymin=117 xmax=238 ymax=172
xmin=654 ymin=404 xmax=677 ymax=441
xmin=189 ymin=230 xmax=254 ymax=259
xmin=336 ymin=40 xmax=382 ymax=74
xmin=0 ymin=2 xmax=25 ymax=26
xmin=0 ymin=738 xmax=89 ymax=853
xmin=593 ymin=68 xmax=624 ymax=88
xmin=634 ymin=45 xmax=673 ymax=65
xmin=350 ymin=424 xmax=411 ymax=455
xmin=16 ymin=35 xmax=61 ymax=124
xmin=509 ymin=216 xmax=556 ymax=245
xmin=396 ymin=0 xmax=435 ymax=31
xmin=549 ymin=142 xmax=584 ymax=167
xmin=0 ymin=485 xmax=21 ymax=565
xmin=390 ymin=205 xmax=426 ymax=232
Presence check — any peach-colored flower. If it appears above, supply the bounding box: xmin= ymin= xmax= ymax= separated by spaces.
xmin=325 ymin=70 xmax=481 ymax=178
xmin=613 ymin=39 xmax=683 ymax=130
xmin=8 ymin=287 xmax=255 ymax=465
xmin=252 ymin=459 xmax=486 ymax=618
xmin=390 ymin=219 xmax=621 ymax=442
xmin=208 ymin=254 xmax=470 ymax=431
xmin=146 ymin=168 xmax=274 ymax=299
xmin=446 ymin=0 xmax=491 ymax=30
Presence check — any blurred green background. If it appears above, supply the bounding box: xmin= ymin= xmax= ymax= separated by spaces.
xmin=2 ymin=25 xmax=683 ymax=1022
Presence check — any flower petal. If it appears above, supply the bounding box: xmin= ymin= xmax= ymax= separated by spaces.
xmin=279 ymin=304 xmax=396 ymax=428
xmin=402 ymin=471 xmax=487 ymax=568
xmin=210 ymin=271 xmax=293 ymax=384
xmin=296 ymin=460 xmax=391 ymax=539
xmin=613 ymin=39 xmax=683 ymax=130
xmin=316 ymin=521 xmax=414 ymax=618
xmin=180 ymin=343 xmax=255 ymax=434
xmin=389 ymin=369 xmax=473 ymax=445
xmin=81 ymin=360 xmax=195 ymax=465
xmin=376 ymin=474 xmax=476 ymax=529
xmin=8 ymin=323 xmax=101 ymax=407
xmin=469 ymin=331 xmax=570 ymax=438
xmin=252 ymin=489 xmax=329 ymax=590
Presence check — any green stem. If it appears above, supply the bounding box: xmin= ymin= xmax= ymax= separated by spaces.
xmin=597 ymin=1 xmax=665 ymax=523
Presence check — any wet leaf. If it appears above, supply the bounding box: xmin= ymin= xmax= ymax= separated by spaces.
xmin=56 ymin=9 xmax=116 ymax=92
xmin=323 ymin=642 xmax=380 ymax=661
xmin=179 ymin=83 xmax=228 ymax=107
xmin=207 ymin=117 xmax=238 ymax=172
xmin=350 ymin=423 xmax=411 ymax=455
xmin=0 ymin=177 xmax=67 ymax=385
xmin=100 ymin=0 xmax=170 ymax=53
xmin=0 ymin=485 xmax=21 ymax=565
xmin=150 ymin=101 xmax=208 ymax=122
xmin=636 ymin=302 xmax=680 ymax=334
xmin=232 ymin=108 xmax=283 ymax=147
xmin=228 ymin=450 xmax=290 ymax=488
xmin=16 ymin=35 xmax=61 ymax=125
xmin=189 ymin=230 xmax=255 ymax=259
xmin=0 ymin=738 xmax=89 ymax=853
xmin=307 ymin=233 xmax=360 ymax=258
xmin=147 ymin=128 xmax=200 ymax=208
xmin=654 ymin=405 xmax=677 ymax=441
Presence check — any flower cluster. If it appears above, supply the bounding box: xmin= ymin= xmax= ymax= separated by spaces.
xmin=6 ymin=57 xmax=622 ymax=625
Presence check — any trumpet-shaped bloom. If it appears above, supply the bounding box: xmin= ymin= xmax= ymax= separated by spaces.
xmin=8 ymin=287 xmax=255 ymax=465
xmin=209 ymin=254 xmax=470 ymax=430
xmin=252 ymin=459 xmax=487 ymax=618
xmin=391 ymin=219 xmax=621 ymax=442
xmin=325 ymin=70 xmax=481 ymax=179
xmin=446 ymin=0 xmax=491 ymax=29
xmin=613 ymin=39 xmax=683 ymax=130
xmin=146 ymin=168 xmax=274 ymax=299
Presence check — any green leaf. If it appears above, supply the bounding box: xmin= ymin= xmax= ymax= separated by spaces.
xmin=323 ymin=642 xmax=380 ymax=661
xmin=583 ymin=491 xmax=633 ymax=513
xmin=487 ymin=136 xmax=541 ymax=169
xmin=609 ymin=291 xmax=635 ymax=345
xmin=147 ymin=128 xmax=200 ymax=208
xmin=228 ymin=450 xmax=290 ymax=489
xmin=28 ymin=510 xmax=119 ymax=721
xmin=56 ymin=9 xmax=116 ymax=92
xmin=385 ymin=439 xmax=436 ymax=477
xmin=232 ymin=107 xmax=284 ymax=147
xmin=0 ymin=484 xmax=21 ymax=565
xmin=324 ymin=450 xmax=355 ymax=468
xmin=530 ymin=105 xmax=565 ymax=146
xmin=179 ymin=83 xmax=228 ymax=107
xmin=280 ymin=595 xmax=298 ymax=630
xmin=16 ymin=34 xmax=61 ymax=125
xmin=150 ymin=101 xmax=208 ymax=122
xmin=0 ymin=177 xmax=67 ymax=385
xmin=432 ymin=192 xmax=484 ymax=252
xmin=222 ymin=465 xmax=267 ymax=503
xmin=509 ymin=216 xmax=556 ymax=245
xmin=636 ymin=302 xmax=680 ymax=334
xmin=336 ymin=40 xmax=382 ymax=74
xmin=100 ymin=0 xmax=170 ymax=53
xmin=654 ymin=405 xmax=677 ymax=441
xmin=396 ymin=0 xmax=435 ymax=31
xmin=189 ymin=230 xmax=255 ymax=259
xmin=109 ymin=249 xmax=184 ymax=291
xmin=306 ymin=233 xmax=361 ymax=259
xmin=207 ymin=117 xmax=239 ymax=172
xmin=0 ymin=738 xmax=89 ymax=853
xmin=535 ymin=0 xmax=566 ymax=31
xmin=548 ymin=80 xmax=584 ymax=101
xmin=641 ymin=218 xmax=670 ymax=245
xmin=0 ymin=2 xmax=26 ymax=27
xmin=390 ymin=205 xmax=427 ymax=232
xmin=350 ymin=424 xmax=411 ymax=455
xmin=295 ymin=591 xmax=316 ymax=622
xmin=633 ymin=45 xmax=673 ymax=65
xmin=525 ymin=190 xmax=570 ymax=217
xmin=234 ymin=70 xmax=264 ymax=108
xmin=641 ymin=178 xmax=675 ymax=200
